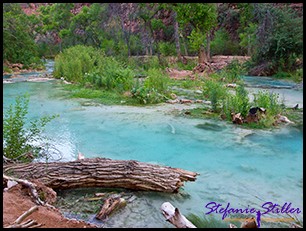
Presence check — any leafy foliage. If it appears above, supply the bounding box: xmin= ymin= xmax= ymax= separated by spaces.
xmin=252 ymin=4 xmax=303 ymax=72
xmin=203 ymin=80 xmax=228 ymax=112
xmin=211 ymin=28 xmax=241 ymax=55
xmin=54 ymin=45 xmax=135 ymax=92
xmin=131 ymin=68 xmax=169 ymax=104
xmin=252 ymin=90 xmax=283 ymax=116
xmin=223 ymin=59 xmax=246 ymax=83
xmin=222 ymin=85 xmax=250 ymax=118
xmin=3 ymin=3 xmax=42 ymax=65
xmin=3 ymin=94 xmax=58 ymax=163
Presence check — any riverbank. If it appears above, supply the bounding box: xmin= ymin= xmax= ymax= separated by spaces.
xmin=3 ymin=184 xmax=96 ymax=228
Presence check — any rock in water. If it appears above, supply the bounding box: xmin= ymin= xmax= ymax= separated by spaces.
xmin=231 ymin=113 xmax=243 ymax=125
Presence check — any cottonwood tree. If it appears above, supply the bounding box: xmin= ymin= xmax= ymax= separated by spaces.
xmin=174 ymin=3 xmax=218 ymax=63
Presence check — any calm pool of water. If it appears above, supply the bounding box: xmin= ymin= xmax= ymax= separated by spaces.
xmin=3 ymin=67 xmax=303 ymax=228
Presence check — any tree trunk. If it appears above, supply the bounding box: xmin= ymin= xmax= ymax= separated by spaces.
xmin=206 ymin=31 xmax=211 ymax=62
xmin=182 ymin=36 xmax=188 ymax=56
xmin=145 ymin=46 xmax=149 ymax=55
xmin=247 ymin=34 xmax=251 ymax=56
xmin=3 ymin=157 xmax=198 ymax=193
xmin=198 ymin=45 xmax=207 ymax=64
xmin=173 ymin=12 xmax=181 ymax=59
xmin=149 ymin=41 xmax=153 ymax=56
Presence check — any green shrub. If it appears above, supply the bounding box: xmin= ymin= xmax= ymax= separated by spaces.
xmin=223 ymin=60 xmax=245 ymax=83
xmin=131 ymin=85 xmax=164 ymax=104
xmin=54 ymin=45 xmax=134 ymax=92
xmin=222 ymin=85 xmax=250 ymax=118
xmin=158 ymin=42 xmax=176 ymax=56
xmin=3 ymin=65 xmax=12 ymax=73
xmin=144 ymin=68 xmax=169 ymax=93
xmin=252 ymin=90 xmax=283 ymax=116
xmin=289 ymin=68 xmax=303 ymax=83
xmin=273 ymin=71 xmax=290 ymax=79
xmin=203 ymin=80 xmax=228 ymax=112
xmin=143 ymin=56 xmax=160 ymax=70
xmin=3 ymin=94 xmax=58 ymax=163
xmin=211 ymin=28 xmax=242 ymax=55
xmin=131 ymin=68 xmax=169 ymax=104
xmin=54 ymin=45 xmax=97 ymax=81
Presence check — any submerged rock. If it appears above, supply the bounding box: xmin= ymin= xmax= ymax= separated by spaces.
xmin=195 ymin=122 xmax=224 ymax=131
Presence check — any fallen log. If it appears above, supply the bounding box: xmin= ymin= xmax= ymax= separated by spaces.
xmin=3 ymin=157 xmax=198 ymax=193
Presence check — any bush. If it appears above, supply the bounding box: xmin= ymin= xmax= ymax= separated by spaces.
xmin=252 ymin=90 xmax=283 ymax=116
xmin=54 ymin=45 xmax=135 ymax=92
xmin=222 ymin=85 xmax=250 ymax=118
xmin=143 ymin=56 xmax=161 ymax=70
xmin=158 ymin=42 xmax=176 ymax=56
xmin=203 ymin=80 xmax=228 ymax=112
xmin=131 ymin=86 xmax=164 ymax=104
xmin=144 ymin=68 xmax=169 ymax=93
xmin=54 ymin=45 xmax=97 ymax=82
xmin=289 ymin=68 xmax=303 ymax=83
xmin=211 ymin=28 xmax=241 ymax=55
xmin=223 ymin=59 xmax=246 ymax=83
xmin=3 ymin=94 xmax=58 ymax=163
xmin=131 ymin=68 xmax=170 ymax=104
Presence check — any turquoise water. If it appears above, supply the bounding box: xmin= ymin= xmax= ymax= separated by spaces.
xmin=243 ymin=75 xmax=299 ymax=89
xmin=3 ymin=69 xmax=303 ymax=227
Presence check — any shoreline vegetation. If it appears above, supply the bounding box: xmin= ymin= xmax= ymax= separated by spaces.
xmin=3 ymin=54 xmax=303 ymax=130
xmin=51 ymin=46 xmax=303 ymax=130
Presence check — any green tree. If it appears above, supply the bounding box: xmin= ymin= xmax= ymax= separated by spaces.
xmin=38 ymin=3 xmax=74 ymax=52
xmin=175 ymin=3 xmax=218 ymax=63
xmin=67 ymin=4 xmax=107 ymax=48
xmin=253 ymin=4 xmax=303 ymax=72
xmin=3 ymin=3 xmax=41 ymax=65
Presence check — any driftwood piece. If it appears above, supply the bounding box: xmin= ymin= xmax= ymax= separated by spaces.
xmin=161 ymin=202 xmax=196 ymax=228
xmin=95 ymin=195 xmax=127 ymax=220
xmin=4 ymin=205 xmax=43 ymax=228
xmin=3 ymin=174 xmax=44 ymax=205
xmin=15 ymin=206 xmax=38 ymax=224
xmin=3 ymin=157 xmax=198 ymax=193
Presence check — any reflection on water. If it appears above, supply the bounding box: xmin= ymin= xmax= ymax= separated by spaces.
xmin=3 ymin=64 xmax=303 ymax=228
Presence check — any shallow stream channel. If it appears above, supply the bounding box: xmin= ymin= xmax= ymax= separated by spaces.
xmin=3 ymin=60 xmax=303 ymax=228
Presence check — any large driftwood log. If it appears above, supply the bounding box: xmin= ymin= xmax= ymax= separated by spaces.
xmin=3 ymin=157 xmax=198 ymax=193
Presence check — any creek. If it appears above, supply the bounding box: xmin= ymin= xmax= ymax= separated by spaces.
xmin=3 ymin=60 xmax=303 ymax=228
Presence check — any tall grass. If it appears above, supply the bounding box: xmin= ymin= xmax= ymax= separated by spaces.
xmin=54 ymin=45 xmax=135 ymax=92
xmin=222 ymin=85 xmax=250 ymax=118
xmin=203 ymin=80 xmax=228 ymax=112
